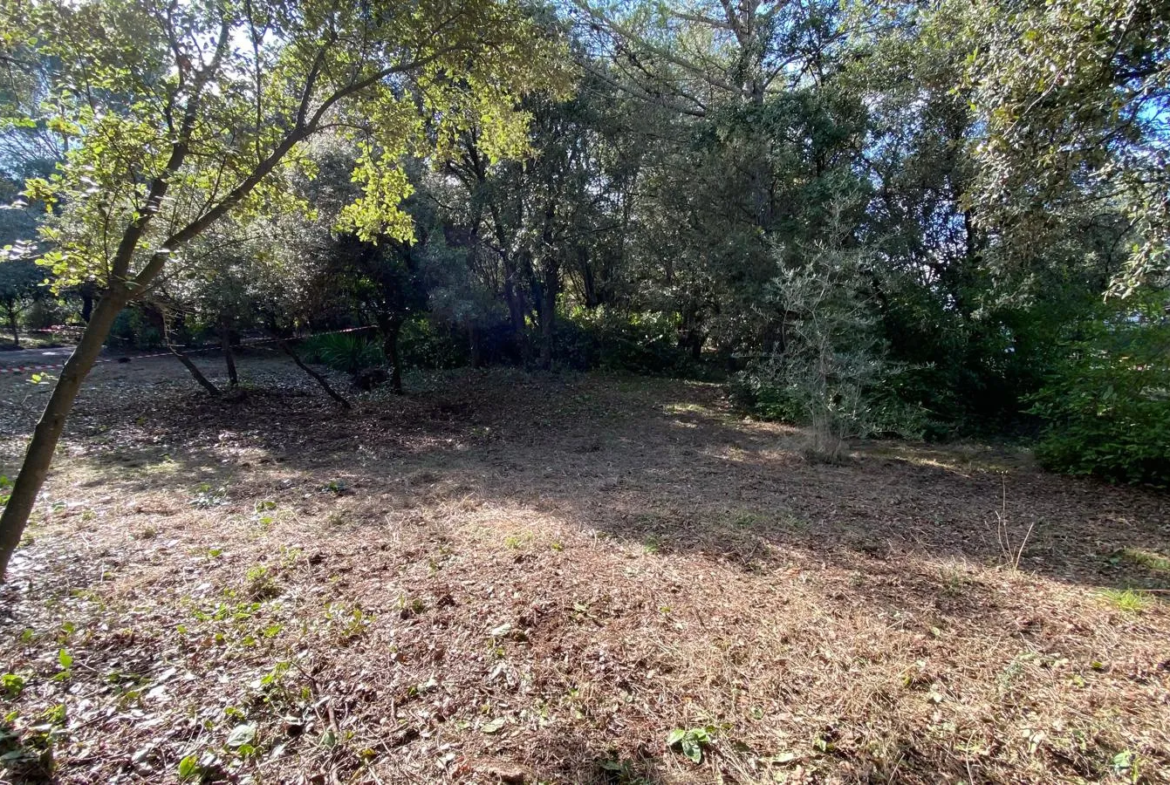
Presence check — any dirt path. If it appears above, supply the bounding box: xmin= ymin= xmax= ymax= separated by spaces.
xmin=0 ymin=356 xmax=1167 ymax=783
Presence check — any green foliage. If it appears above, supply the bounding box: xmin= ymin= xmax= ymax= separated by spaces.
xmin=2 ymin=0 xmax=568 ymax=295
xmin=106 ymin=307 xmax=162 ymax=349
xmin=666 ymin=726 xmax=713 ymax=763
xmin=749 ymin=218 xmax=924 ymax=458
xmin=300 ymin=333 xmax=384 ymax=374
xmin=1100 ymin=589 xmax=1151 ymax=614
xmin=1030 ymin=295 xmax=1170 ymax=486
xmin=0 ymin=259 xmax=47 ymax=343
xmin=556 ymin=308 xmax=703 ymax=376
xmin=0 ymin=674 xmax=24 ymax=700
xmin=958 ymin=0 xmax=1170 ymax=291
xmin=176 ymin=755 xmax=201 ymax=781
xmin=398 ymin=316 xmax=469 ymax=370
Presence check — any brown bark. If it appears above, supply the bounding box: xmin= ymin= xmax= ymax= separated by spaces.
xmin=380 ymin=318 xmax=404 ymax=395
xmin=219 ymin=318 xmax=238 ymax=387
xmin=152 ymin=307 xmax=220 ymax=396
xmin=538 ymin=264 xmax=557 ymax=371
xmin=279 ymin=339 xmax=351 ymax=409
xmin=0 ymin=288 xmax=129 ymax=577
xmin=169 ymin=343 xmax=221 ymax=397
xmin=468 ymin=325 xmax=482 ymax=368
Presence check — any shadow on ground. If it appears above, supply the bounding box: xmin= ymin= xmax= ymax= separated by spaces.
xmin=3 ymin=358 xmax=1167 ymax=784
xmin=37 ymin=358 xmax=1168 ymax=601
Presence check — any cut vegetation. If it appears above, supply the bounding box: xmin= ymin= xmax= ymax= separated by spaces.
xmin=1 ymin=357 xmax=1167 ymax=783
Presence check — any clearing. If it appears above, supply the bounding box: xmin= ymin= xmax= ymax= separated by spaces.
xmin=0 ymin=354 xmax=1167 ymax=784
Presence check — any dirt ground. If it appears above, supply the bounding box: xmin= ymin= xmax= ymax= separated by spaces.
xmin=0 ymin=353 xmax=1167 ymax=784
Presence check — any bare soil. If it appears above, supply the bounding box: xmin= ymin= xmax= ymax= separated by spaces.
xmin=0 ymin=353 xmax=1167 ymax=784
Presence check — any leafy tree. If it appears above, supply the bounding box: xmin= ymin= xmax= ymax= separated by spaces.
xmin=0 ymin=259 xmax=45 ymax=345
xmin=958 ymin=0 xmax=1170 ymax=292
xmin=0 ymin=0 xmax=567 ymax=578
xmin=1030 ymin=292 xmax=1170 ymax=485
xmin=747 ymin=202 xmax=918 ymax=460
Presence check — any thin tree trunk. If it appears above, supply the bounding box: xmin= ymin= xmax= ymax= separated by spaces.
xmin=0 ymin=289 xmax=128 ymax=578
xmin=538 ymin=261 xmax=557 ymax=371
xmin=382 ymin=318 xmax=404 ymax=395
xmin=469 ymin=325 xmax=482 ymax=368
xmin=503 ymin=274 xmax=529 ymax=365
xmin=374 ymin=313 xmax=405 ymax=394
xmin=279 ymin=339 xmax=351 ymax=409
xmin=8 ymin=308 xmax=19 ymax=348
xmin=155 ymin=309 xmax=220 ymax=397
xmin=219 ymin=319 xmax=238 ymax=387
xmin=79 ymin=282 xmax=95 ymax=323
xmin=169 ymin=343 xmax=221 ymax=396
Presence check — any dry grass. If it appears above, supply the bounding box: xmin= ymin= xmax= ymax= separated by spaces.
xmin=0 ymin=354 xmax=1167 ymax=784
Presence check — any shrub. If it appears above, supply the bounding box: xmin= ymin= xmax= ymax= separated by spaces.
xmin=748 ymin=226 xmax=923 ymax=459
xmin=300 ymin=333 xmax=384 ymax=373
xmin=399 ymin=316 xmax=468 ymax=369
xmin=1029 ymin=293 xmax=1170 ymax=486
xmin=106 ymin=307 xmax=163 ymax=349
xmin=557 ymin=307 xmax=701 ymax=376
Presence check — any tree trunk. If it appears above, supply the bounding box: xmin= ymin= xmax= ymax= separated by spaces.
xmin=152 ymin=307 xmax=219 ymax=397
xmin=538 ymin=260 xmax=557 ymax=371
xmin=8 ymin=308 xmax=19 ymax=348
xmin=79 ymin=282 xmax=95 ymax=323
xmin=503 ymin=273 xmax=529 ymax=365
xmin=278 ymin=339 xmax=351 ymax=409
xmin=0 ymin=289 xmax=128 ymax=579
xmin=376 ymin=315 xmax=404 ymax=394
xmin=219 ymin=319 xmax=238 ymax=387
xmin=468 ymin=325 xmax=482 ymax=368
xmin=169 ymin=343 xmax=221 ymax=397
xmin=577 ymin=245 xmax=599 ymax=309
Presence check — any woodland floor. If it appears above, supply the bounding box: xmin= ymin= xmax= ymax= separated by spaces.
xmin=0 ymin=353 xmax=1167 ymax=784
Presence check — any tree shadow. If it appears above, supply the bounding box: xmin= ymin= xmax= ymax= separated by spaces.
xmin=4 ymin=361 xmax=1167 ymax=783
xmin=28 ymin=359 xmax=1169 ymax=600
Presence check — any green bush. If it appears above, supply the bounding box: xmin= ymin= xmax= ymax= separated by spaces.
xmin=107 ymin=308 xmax=163 ymax=349
xmin=1029 ymin=294 xmax=1170 ymax=486
xmin=557 ymin=307 xmax=701 ymax=376
xmin=399 ymin=316 xmax=468 ymax=369
xmin=730 ymin=373 xmax=802 ymax=422
xmin=300 ymin=333 xmax=384 ymax=373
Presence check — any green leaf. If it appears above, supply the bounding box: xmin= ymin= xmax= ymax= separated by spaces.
xmin=481 ymin=717 xmax=506 ymax=734
xmin=177 ymin=755 xmax=200 ymax=781
xmin=57 ymin=648 xmax=73 ymax=669
xmin=667 ymin=727 xmax=710 ymax=764
xmin=226 ymin=723 xmax=257 ymax=748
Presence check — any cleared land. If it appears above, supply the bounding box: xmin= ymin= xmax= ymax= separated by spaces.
xmin=0 ymin=354 xmax=1167 ymax=784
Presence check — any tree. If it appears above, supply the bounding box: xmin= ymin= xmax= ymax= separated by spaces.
xmin=0 ymin=0 xmax=567 ymax=578
xmin=1030 ymin=291 xmax=1170 ymax=485
xmin=957 ymin=0 xmax=1170 ymax=292
xmin=750 ymin=202 xmax=917 ymax=460
xmin=332 ymin=232 xmax=428 ymax=393
xmin=0 ymin=259 xmax=45 ymax=345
